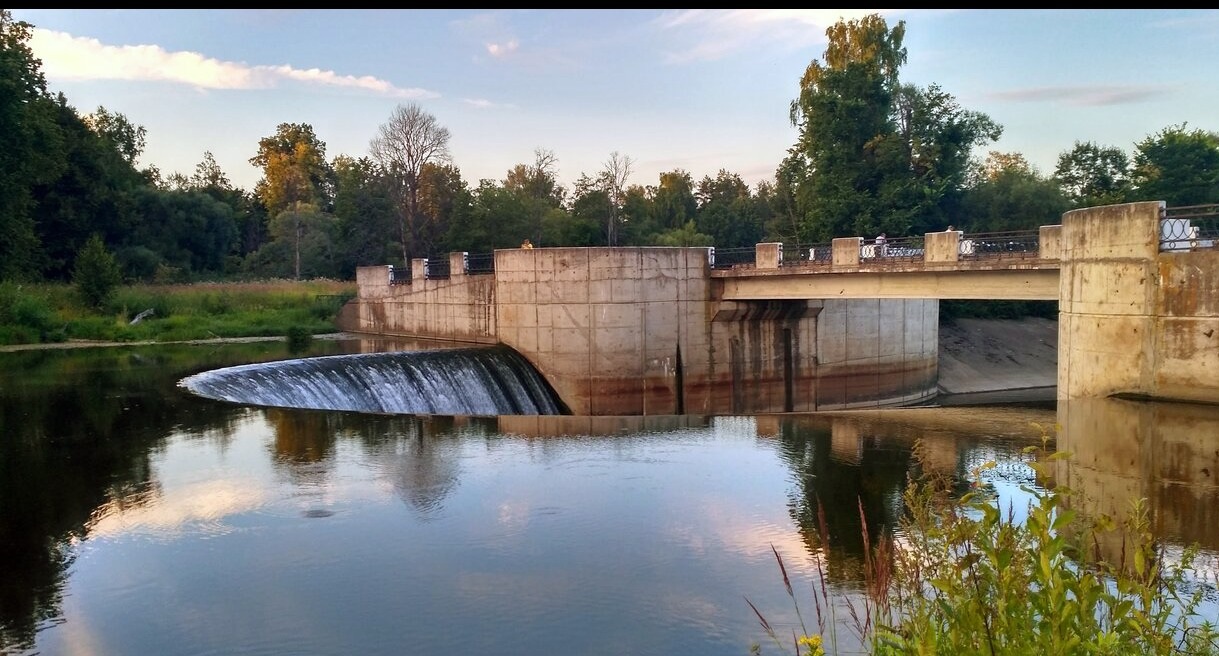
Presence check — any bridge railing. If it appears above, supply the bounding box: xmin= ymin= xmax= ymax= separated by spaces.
xmin=862 ymin=234 xmax=925 ymax=263
xmin=709 ymin=246 xmax=757 ymax=270
xmin=958 ymin=230 xmax=1040 ymax=260
xmin=1161 ymin=204 xmax=1219 ymax=252
xmin=781 ymin=242 xmax=834 ymax=267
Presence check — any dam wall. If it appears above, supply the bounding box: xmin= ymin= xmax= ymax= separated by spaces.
xmin=347 ymin=247 xmax=938 ymax=415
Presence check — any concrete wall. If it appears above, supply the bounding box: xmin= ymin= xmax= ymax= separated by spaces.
xmin=1058 ymin=201 xmax=1219 ymax=403
xmin=349 ymin=264 xmax=497 ymax=344
xmin=350 ymin=247 xmax=940 ymax=415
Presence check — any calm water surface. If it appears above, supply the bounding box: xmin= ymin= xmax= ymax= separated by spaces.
xmin=0 ymin=338 xmax=1215 ymax=655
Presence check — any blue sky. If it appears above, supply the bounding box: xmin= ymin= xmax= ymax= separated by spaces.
xmin=10 ymin=9 xmax=1219 ymax=194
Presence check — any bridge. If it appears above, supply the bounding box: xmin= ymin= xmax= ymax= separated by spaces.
xmin=343 ymin=201 xmax=1219 ymax=416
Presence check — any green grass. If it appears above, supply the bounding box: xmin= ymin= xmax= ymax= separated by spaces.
xmin=0 ymin=279 xmax=356 ymax=346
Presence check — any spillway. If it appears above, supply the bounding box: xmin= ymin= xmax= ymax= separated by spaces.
xmin=178 ymin=345 xmax=567 ymax=416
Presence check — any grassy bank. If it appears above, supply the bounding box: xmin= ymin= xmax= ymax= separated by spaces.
xmin=0 ymin=279 xmax=356 ymax=346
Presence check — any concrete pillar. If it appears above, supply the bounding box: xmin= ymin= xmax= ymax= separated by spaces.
xmin=412 ymin=258 xmax=427 ymax=282
xmin=1058 ymin=202 xmax=1162 ymax=400
xmin=1039 ymin=225 xmax=1062 ymax=261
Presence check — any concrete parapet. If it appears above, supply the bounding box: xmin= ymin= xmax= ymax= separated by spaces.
xmin=924 ymin=230 xmax=959 ymax=264
xmin=833 ymin=238 xmax=862 ymax=267
xmin=1039 ymin=225 xmax=1062 ymax=261
xmin=755 ymin=242 xmax=782 ymax=269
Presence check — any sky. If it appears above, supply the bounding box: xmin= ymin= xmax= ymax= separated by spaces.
xmin=9 ymin=9 xmax=1219 ymax=195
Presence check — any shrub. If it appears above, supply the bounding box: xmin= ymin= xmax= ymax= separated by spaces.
xmin=73 ymin=234 xmax=123 ymax=309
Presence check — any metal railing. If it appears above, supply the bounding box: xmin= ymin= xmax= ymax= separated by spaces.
xmin=709 ymin=246 xmax=756 ymax=270
xmin=781 ymin=242 xmax=834 ymax=267
xmin=467 ymin=252 xmax=495 ymax=274
xmin=390 ymin=263 xmax=412 ymax=285
xmin=1161 ymin=204 xmax=1219 ymax=252
xmin=424 ymin=257 xmax=450 ymax=280
xmin=958 ymin=230 xmax=1041 ymax=260
xmin=862 ymin=234 xmax=925 ymax=263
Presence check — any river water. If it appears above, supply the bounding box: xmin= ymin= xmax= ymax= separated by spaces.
xmin=0 ymin=336 xmax=1215 ymax=655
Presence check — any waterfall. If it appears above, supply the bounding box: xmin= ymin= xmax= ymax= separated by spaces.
xmin=178 ymin=345 xmax=567 ymax=416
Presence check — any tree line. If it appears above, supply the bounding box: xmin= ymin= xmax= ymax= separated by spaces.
xmin=3 ymin=11 xmax=1217 ymax=284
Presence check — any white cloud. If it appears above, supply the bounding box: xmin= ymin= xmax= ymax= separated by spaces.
xmin=654 ymin=9 xmax=900 ymax=64
xmin=30 ymin=28 xmax=438 ymax=99
xmin=486 ymin=39 xmax=519 ymax=58
xmin=462 ymin=97 xmax=516 ymax=110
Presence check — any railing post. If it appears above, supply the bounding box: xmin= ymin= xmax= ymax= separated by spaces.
xmin=832 ymin=237 xmax=862 ymax=267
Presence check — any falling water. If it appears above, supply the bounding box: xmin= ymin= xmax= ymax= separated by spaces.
xmin=178 ymin=345 xmax=567 ymax=415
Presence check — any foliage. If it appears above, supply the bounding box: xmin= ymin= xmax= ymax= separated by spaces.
xmin=249 ymin=122 xmax=335 ymax=217
xmin=73 ymin=235 xmax=123 ymax=309
xmin=1054 ymin=141 xmax=1132 ymax=208
xmin=0 ymin=280 xmax=354 ymax=346
xmin=748 ymin=440 xmax=1219 ymax=655
xmin=785 ymin=14 xmax=1000 ymax=242
xmin=962 ymin=152 xmax=1070 ymax=233
xmin=1130 ymin=124 xmax=1219 ymax=207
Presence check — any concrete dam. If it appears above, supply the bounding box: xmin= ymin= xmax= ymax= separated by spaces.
xmin=331 ymin=201 xmax=1218 ymax=416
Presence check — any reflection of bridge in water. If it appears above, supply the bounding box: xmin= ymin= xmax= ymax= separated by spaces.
xmin=346 ymin=202 xmax=1219 ymax=415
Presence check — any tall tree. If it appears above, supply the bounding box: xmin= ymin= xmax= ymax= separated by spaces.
xmin=332 ymin=154 xmax=398 ymax=274
xmin=84 ymin=106 xmax=146 ymax=168
xmin=600 ymin=151 xmax=633 ymax=246
xmin=369 ymin=103 xmax=452 ymax=262
xmin=1053 ymin=141 xmax=1131 ymax=208
xmin=962 ymin=151 xmax=1069 ymax=233
xmin=0 ymin=9 xmax=64 ymax=279
xmin=787 ymin=13 xmax=997 ymax=240
xmin=1129 ymin=124 xmax=1219 ymax=207
xmin=503 ymin=148 xmax=565 ymax=244
xmin=249 ymin=123 xmax=334 ymax=218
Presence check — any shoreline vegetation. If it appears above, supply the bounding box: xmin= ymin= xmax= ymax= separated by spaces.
xmin=0 ymin=279 xmax=355 ymax=348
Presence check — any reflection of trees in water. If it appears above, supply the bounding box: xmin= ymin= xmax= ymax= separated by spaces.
xmin=353 ymin=416 xmax=496 ymax=518
xmin=773 ymin=417 xmax=917 ymax=585
xmin=264 ymin=410 xmax=491 ymax=519
xmin=0 ymin=342 xmax=345 ymax=652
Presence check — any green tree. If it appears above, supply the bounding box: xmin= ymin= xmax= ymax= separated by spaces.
xmin=1129 ymin=123 xmax=1219 ymax=206
xmin=787 ymin=14 xmax=998 ymax=241
xmin=503 ymin=148 xmax=566 ymax=244
xmin=962 ymin=151 xmax=1069 ymax=233
xmin=651 ymin=170 xmax=699 ymax=232
xmin=696 ymin=170 xmax=763 ymax=247
xmin=84 ymin=106 xmax=146 ymax=168
xmin=73 ymin=234 xmax=122 ymax=308
xmin=1053 ymin=141 xmax=1131 ymax=208
xmin=0 ymin=10 xmax=64 ymax=280
xmin=32 ymin=94 xmax=145 ymax=280
xmin=332 ymin=154 xmax=398 ymax=274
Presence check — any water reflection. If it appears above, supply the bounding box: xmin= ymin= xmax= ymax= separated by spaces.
xmin=0 ymin=341 xmax=1216 ymax=655
xmin=1054 ymin=397 xmax=1219 ymax=563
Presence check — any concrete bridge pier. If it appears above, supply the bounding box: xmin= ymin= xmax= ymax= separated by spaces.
xmin=1058 ymin=201 xmax=1219 ymax=403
